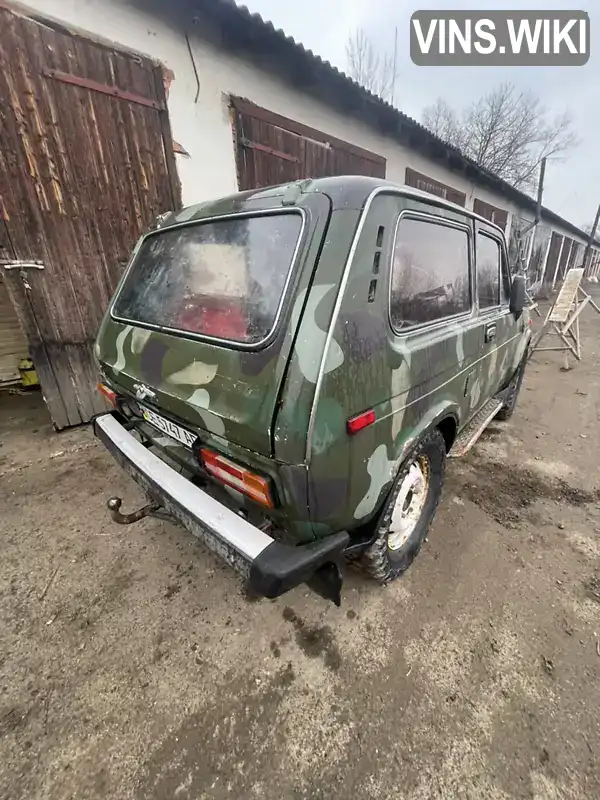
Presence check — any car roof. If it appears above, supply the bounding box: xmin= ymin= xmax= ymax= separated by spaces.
xmin=158 ymin=175 xmax=506 ymax=238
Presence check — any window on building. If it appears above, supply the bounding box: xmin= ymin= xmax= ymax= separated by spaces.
xmin=476 ymin=233 xmax=501 ymax=309
xmin=390 ymin=216 xmax=471 ymax=330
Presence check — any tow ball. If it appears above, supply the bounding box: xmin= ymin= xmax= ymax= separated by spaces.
xmin=107 ymin=496 xmax=162 ymax=525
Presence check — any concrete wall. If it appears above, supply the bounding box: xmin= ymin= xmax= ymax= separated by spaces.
xmin=11 ymin=0 xmax=600 ymax=280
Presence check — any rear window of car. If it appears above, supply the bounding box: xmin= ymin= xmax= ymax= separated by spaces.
xmin=112 ymin=212 xmax=303 ymax=345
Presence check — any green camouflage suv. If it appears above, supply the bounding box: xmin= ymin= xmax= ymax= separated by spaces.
xmin=93 ymin=176 xmax=531 ymax=605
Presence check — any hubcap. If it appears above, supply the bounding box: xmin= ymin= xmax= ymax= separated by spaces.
xmin=388 ymin=457 xmax=429 ymax=551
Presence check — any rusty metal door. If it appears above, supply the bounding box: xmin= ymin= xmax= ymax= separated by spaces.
xmin=0 ymin=7 xmax=180 ymax=428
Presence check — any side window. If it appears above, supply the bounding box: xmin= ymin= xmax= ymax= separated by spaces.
xmin=390 ymin=216 xmax=471 ymax=330
xmin=476 ymin=233 xmax=501 ymax=309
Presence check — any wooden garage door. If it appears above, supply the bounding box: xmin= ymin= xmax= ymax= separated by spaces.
xmin=568 ymin=241 xmax=582 ymax=271
xmin=543 ymin=231 xmax=564 ymax=288
xmin=557 ymin=238 xmax=574 ymax=282
xmin=473 ymin=197 xmax=508 ymax=231
xmin=0 ymin=6 xmax=180 ymax=428
xmin=0 ymin=272 xmax=28 ymax=384
xmin=231 ymin=97 xmax=386 ymax=190
xmin=405 ymin=168 xmax=466 ymax=207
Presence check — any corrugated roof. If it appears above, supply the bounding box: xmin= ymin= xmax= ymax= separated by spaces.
xmin=188 ymin=0 xmax=597 ymax=245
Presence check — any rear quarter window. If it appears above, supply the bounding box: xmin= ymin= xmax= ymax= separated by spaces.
xmin=113 ymin=212 xmax=304 ymax=345
xmin=390 ymin=215 xmax=471 ymax=331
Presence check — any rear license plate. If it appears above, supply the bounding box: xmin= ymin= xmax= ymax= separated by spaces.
xmin=141 ymin=406 xmax=196 ymax=449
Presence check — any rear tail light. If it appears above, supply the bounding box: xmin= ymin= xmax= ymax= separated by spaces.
xmin=98 ymin=383 xmax=117 ymax=407
xmin=199 ymin=449 xmax=274 ymax=509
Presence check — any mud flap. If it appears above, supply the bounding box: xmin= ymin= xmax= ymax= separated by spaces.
xmin=248 ymin=532 xmax=349 ymax=605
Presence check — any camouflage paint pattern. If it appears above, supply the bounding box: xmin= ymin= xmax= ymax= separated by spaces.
xmin=96 ymin=176 xmax=529 ymax=545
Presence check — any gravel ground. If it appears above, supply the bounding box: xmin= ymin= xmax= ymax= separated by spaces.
xmin=1 ymin=296 xmax=600 ymax=800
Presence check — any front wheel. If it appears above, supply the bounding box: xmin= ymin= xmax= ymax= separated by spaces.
xmin=359 ymin=428 xmax=446 ymax=584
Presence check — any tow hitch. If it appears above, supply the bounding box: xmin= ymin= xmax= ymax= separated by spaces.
xmin=107 ymin=496 xmax=162 ymax=524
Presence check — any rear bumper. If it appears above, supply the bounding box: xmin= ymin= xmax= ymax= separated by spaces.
xmin=93 ymin=413 xmax=348 ymax=604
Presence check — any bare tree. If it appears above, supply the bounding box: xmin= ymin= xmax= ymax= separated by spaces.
xmin=346 ymin=28 xmax=397 ymax=104
xmin=421 ymin=99 xmax=463 ymax=148
xmin=422 ymin=83 xmax=578 ymax=193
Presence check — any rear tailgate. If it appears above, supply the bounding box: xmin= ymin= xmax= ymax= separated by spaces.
xmin=96 ymin=192 xmax=331 ymax=456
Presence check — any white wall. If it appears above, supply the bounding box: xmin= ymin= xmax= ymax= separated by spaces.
xmin=12 ymin=0 xmax=589 ymax=268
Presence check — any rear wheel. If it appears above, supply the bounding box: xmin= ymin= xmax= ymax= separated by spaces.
xmin=359 ymin=428 xmax=446 ymax=584
xmin=497 ymin=357 xmax=527 ymax=421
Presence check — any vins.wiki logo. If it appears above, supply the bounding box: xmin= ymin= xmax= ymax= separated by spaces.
xmin=410 ymin=10 xmax=590 ymax=67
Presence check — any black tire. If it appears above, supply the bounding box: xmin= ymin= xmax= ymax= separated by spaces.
xmin=496 ymin=357 xmax=527 ymax=421
xmin=359 ymin=428 xmax=446 ymax=584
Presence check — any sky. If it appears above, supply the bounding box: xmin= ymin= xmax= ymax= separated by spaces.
xmin=239 ymin=0 xmax=597 ymax=228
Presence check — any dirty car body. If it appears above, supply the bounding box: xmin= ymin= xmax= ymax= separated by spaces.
xmin=94 ymin=176 xmax=531 ymax=604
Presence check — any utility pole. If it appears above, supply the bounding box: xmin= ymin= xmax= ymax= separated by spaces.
xmin=524 ymin=157 xmax=547 ymax=274
xmin=582 ymin=202 xmax=600 ymax=274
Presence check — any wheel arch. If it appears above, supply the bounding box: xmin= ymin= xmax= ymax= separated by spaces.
xmin=436 ymin=414 xmax=458 ymax=453
xmin=395 ymin=402 xmax=461 ymax=466
xmin=354 ymin=405 xmax=458 ymax=534
xmin=333 ymin=401 xmax=460 ymax=543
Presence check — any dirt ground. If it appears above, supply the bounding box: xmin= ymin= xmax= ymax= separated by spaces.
xmin=1 ymin=296 xmax=600 ymax=800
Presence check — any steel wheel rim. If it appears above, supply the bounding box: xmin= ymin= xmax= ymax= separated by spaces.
xmin=388 ymin=456 xmax=430 ymax=551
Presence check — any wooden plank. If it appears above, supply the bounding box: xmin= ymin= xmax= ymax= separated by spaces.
xmin=153 ymin=66 xmax=183 ymax=212
xmin=562 ymin=294 xmax=590 ymax=334
xmin=548 ymin=268 xmax=584 ymax=323
xmin=19 ymin=19 xmax=94 ymax=424
xmin=43 ymin=69 xmax=163 ymax=109
xmin=241 ymin=138 xmax=300 ymax=163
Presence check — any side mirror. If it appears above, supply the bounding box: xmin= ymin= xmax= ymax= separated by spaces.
xmin=510 ymin=274 xmax=526 ymax=317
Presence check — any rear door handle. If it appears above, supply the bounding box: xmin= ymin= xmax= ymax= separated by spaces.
xmin=485 ymin=323 xmax=497 ymax=343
